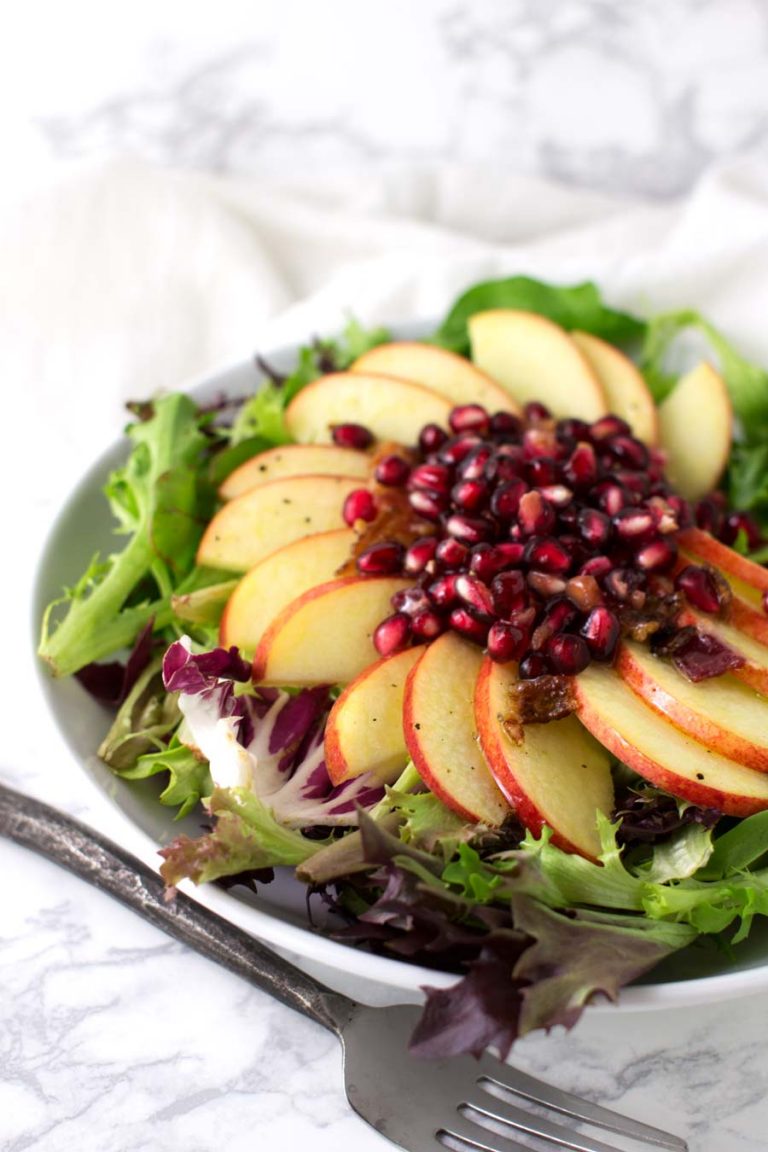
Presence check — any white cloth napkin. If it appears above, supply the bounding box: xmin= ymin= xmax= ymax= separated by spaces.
xmin=6 ymin=154 xmax=768 ymax=831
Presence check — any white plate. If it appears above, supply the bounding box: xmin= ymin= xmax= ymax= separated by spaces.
xmin=33 ymin=349 xmax=768 ymax=1013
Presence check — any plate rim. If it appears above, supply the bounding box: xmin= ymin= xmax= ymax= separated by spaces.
xmin=32 ymin=341 xmax=768 ymax=1014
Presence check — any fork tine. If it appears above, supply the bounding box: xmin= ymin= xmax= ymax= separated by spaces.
xmin=436 ymin=1111 xmax=536 ymax=1151
xmin=477 ymin=1055 xmax=688 ymax=1151
xmin=459 ymin=1095 xmax=628 ymax=1152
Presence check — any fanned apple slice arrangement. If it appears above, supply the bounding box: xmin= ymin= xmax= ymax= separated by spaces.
xmin=199 ymin=308 xmax=768 ymax=862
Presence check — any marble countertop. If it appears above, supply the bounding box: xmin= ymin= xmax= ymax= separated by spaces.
xmin=6 ymin=2 xmax=768 ymax=1149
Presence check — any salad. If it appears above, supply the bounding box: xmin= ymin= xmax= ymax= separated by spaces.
xmin=38 ymin=275 xmax=768 ymax=1060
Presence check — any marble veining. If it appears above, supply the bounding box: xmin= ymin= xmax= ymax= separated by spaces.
xmin=13 ymin=0 xmax=768 ymax=199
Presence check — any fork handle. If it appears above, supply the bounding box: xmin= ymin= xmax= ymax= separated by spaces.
xmin=0 ymin=782 xmax=356 ymax=1036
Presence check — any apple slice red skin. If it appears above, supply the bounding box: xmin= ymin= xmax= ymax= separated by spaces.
xmin=219 ymin=527 xmax=356 ymax=657
xmin=324 ymin=645 xmax=424 ymax=786
xmin=573 ymin=667 xmax=768 ymax=817
xmin=615 ymin=642 xmax=768 ymax=773
xmin=474 ymin=658 xmax=613 ymax=860
xmin=403 ymin=633 xmax=510 ymax=827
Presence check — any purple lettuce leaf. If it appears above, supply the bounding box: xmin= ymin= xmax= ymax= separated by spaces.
xmin=75 ymin=619 xmax=155 ymax=706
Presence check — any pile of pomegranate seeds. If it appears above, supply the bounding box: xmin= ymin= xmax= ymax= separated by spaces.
xmin=341 ymin=402 xmax=759 ymax=678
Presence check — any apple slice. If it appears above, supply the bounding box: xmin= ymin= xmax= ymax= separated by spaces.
xmin=679 ymin=526 xmax=768 ymax=610
xmin=615 ymin=640 xmax=768 ymax=772
xmin=467 ymin=310 xmax=608 ymax=421
xmin=570 ymin=330 xmax=658 ymax=444
xmin=324 ymin=646 xmax=424 ymax=785
xmin=252 ymin=576 xmax=410 ymax=686
xmin=285 ymin=371 xmax=451 ymax=445
xmin=220 ymin=444 xmax=370 ymax=500
xmin=474 ymin=658 xmax=613 ymax=859
xmin=657 ymin=363 xmax=732 ymax=500
xmin=351 ymin=341 xmax=520 ymax=414
xmin=219 ymin=528 xmax=356 ymax=656
xmin=573 ymin=664 xmax=768 ymax=815
xmin=403 ymin=632 xmax=510 ymax=826
xmin=197 ymin=474 xmax=361 ymax=573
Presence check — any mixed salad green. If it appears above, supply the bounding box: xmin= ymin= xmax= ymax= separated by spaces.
xmin=38 ymin=276 xmax=768 ymax=1058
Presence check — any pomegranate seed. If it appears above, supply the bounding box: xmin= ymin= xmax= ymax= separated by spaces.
xmin=392 ymin=586 xmax=431 ymax=616
xmin=675 ymin=565 xmax=730 ymax=615
xmin=489 ymin=411 xmax=523 ymax=438
xmin=523 ymin=427 xmax=558 ymax=460
xmin=457 ymin=444 xmax=494 ymax=480
xmin=409 ymin=463 xmax=452 ymax=493
xmin=448 ymin=607 xmax=489 ymax=644
xmin=565 ymin=575 xmax=603 ymax=611
xmin=488 ymin=447 xmax=526 ymax=483
xmin=374 ymin=454 xmax=411 ymax=486
xmin=427 ymin=573 xmax=460 ymax=609
xmin=438 ymin=434 xmax=482 ymax=466
xmin=528 ymin=571 xmax=567 ymax=598
xmin=609 ymin=435 xmax=649 ymax=470
xmin=356 ymin=540 xmax=404 ymax=575
xmin=331 ymin=422 xmax=373 ymax=450
xmin=403 ymin=536 xmax=438 ymax=575
xmin=604 ymin=567 xmax=645 ymax=603
xmin=590 ymin=414 xmax=631 ymax=440
xmin=508 ymin=606 xmax=537 ymax=635
xmin=435 ymin=537 xmax=470 ymax=568
xmin=527 ymin=457 xmax=559 ymax=487
xmin=578 ymin=508 xmax=611 ymax=548
xmin=613 ymin=508 xmax=656 ymax=540
xmin=491 ymin=570 xmax=528 ymax=617
xmin=523 ymin=536 xmax=572 ymax=575
xmin=614 ymin=470 xmax=649 ymax=497
xmin=470 ymin=542 xmax=525 ymax=582
xmin=408 ymin=489 xmax=447 ymax=522
xmin=558 ymin=418 xmax=592 ymax=443
xmin=490 ymin=480 xmax=527 ymax=522
xmin=418 ymin=423 xmax=448 ymax=455
xmin=636 ymin=537 xmax=677 ymax=572
xmin=411 ymin=610 xmax=445 ymax=640
xmin=518 ymin=490 xmax=556 ymax=536
xmin=444 ymin=514 xmax=492 ymax=545
xmin=524 ymin=401 xmax=552 ymax=423
xmin=538 ymin=597 xmax=578 ymax=637
xmin=449 ymin=404 xmax=490 ymax=435
xmin=373 ymin=612 xmax=411 ymax=656
xmin=451 ymin=478 xmax=489 ymax=512
xmin=694 ymin=497 xmax=724 ymax=536
xmin=538 ymin=484 xmax=573 ymax=508
xmin=547 ymin=633 xmax=590 ymax=675
xmin=455 ymin=573 xmax=494 ymax=618
xmin=581 ymin=606 xmax=620 ymax=662
xmin=563 ymin=442 xmax=598 ymax=489
xmin=487 ymin=622 xmax=527 ymax=663
xmin=596 ymin=482 xmax=630 ymax=517
xmin=519 ymin=652 xmax=551 ymax=679
xmin=648 ymin=496 xmax=681 ymax=535
xmin=721 ymin=511 xmax=762 ymax=550
xmin=579 ymin=555 xmax=614 ymax=579
xmin=343 ymin=488 xmax=377 ymax=526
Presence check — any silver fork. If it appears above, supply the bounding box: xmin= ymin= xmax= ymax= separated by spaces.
xmin=0 ymin=782 xmax=687 ymax=1152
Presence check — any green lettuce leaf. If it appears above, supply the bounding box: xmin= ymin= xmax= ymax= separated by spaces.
xmin=433 ymin=276 xmax=646 ymax=356
xmin=39 ymin=394 xmax=213 ymax=677
xmin=118 ymin=739 xmax=213 ymax=819
xmin=158 ymin=786 xmax=327 ymax=886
